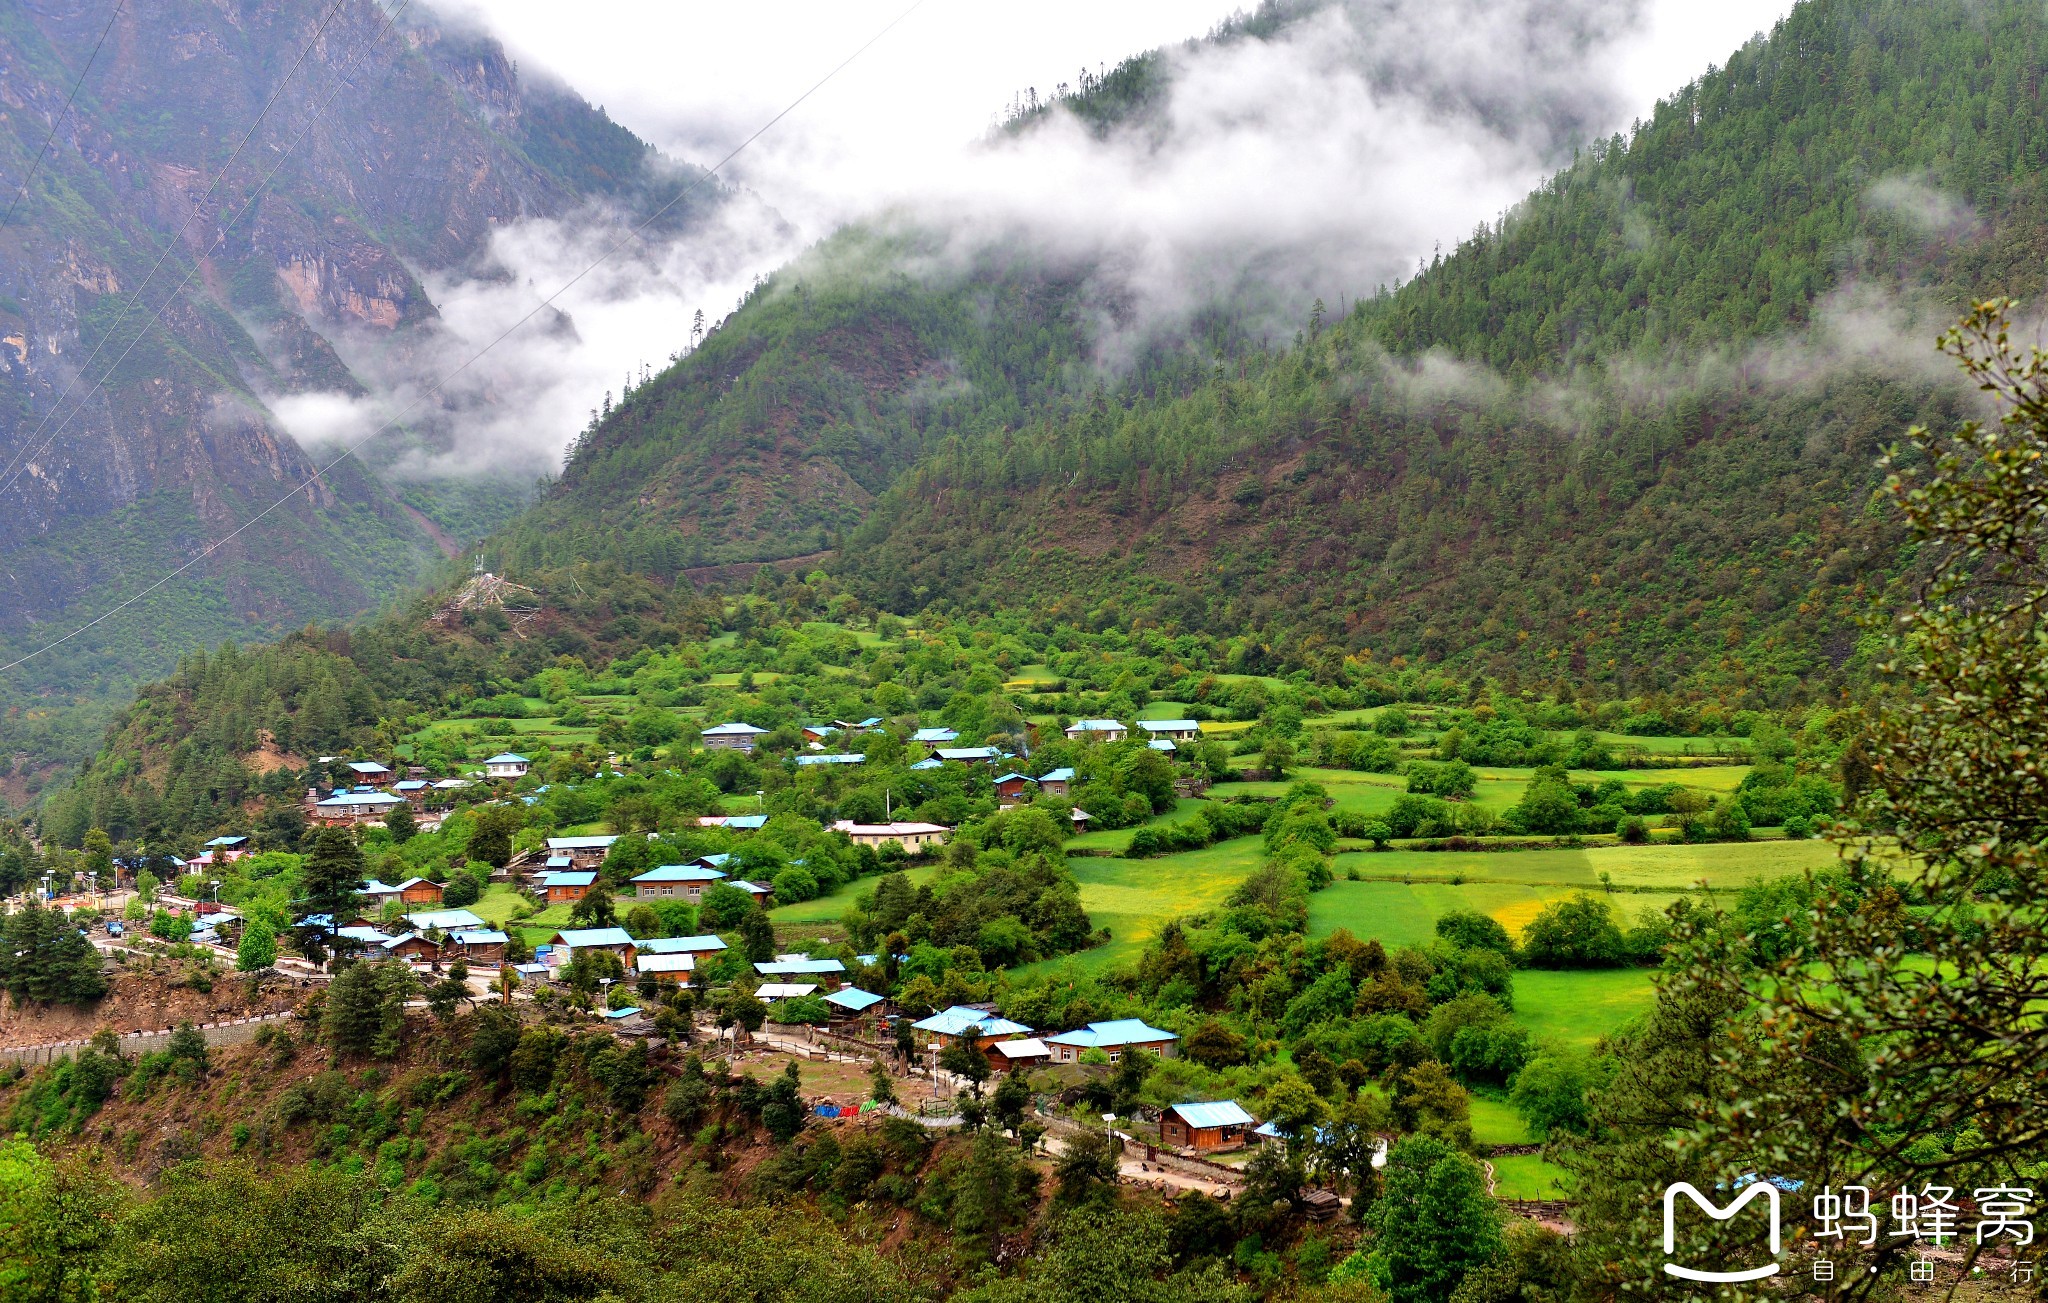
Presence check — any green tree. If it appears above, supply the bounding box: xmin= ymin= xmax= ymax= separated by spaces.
xmin=465 ymin=806 xmax=521 ymax=869
xmin=1053 ymin=1125 xmax=1119 ymax=1206
xmin=325 ymin=960 xmax=414 ymax=1058
xmin=383 ymin=805 xmax=417 ymax=844
xmin=236 ymin=918 xmax=278 ymax=972
xmin=293 ymin=828 xmax=366 ymax=969
xmin=939 ymin=1034 xmax=993 ymax=1098
xmin=568 ymin=885 xmax=617 ymax=928
xmin=1517 ymin=894 xmax=1625 ymax=968
xmin=1371 ymin=1134 xmax=1501 ymax=1303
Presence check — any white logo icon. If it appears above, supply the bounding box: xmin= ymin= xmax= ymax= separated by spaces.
xmin=1664 ymin=1182 xmax=1783 ymax=1282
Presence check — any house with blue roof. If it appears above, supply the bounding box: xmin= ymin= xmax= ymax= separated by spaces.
xmin=405 ymin=908 xmax=487 ymax=933
xmin=696 ymin=813 xmax=768 ymax=831
xmin=933 ymin=746 xmax=1004 ymax=765
xmin=912 ymin=726 xmax=959 ymax=744
xmin=1138 ymin=720 xmax=1202 ymax=743
xmin=540 ymin=870 xmax=597 ymax=904
xmin=702 ymin=721 xmax=768 ymax=752
xmin=908 ymin=757 xmax=942 ymax=771
xmin=449 ymin=930 xmax=509 ymax=962
xmin=794 ymin=752 xmax=865 ymax=767
xmin=312 ymin=789 xmax=406 ymax=825
xmin=1162 ymin=1100 xmax=1255 ymax=1150
xmin=630 ymin=863 xmax=727 ymax=902
xmin=550 ymin=927 xmax=639 ymax=967
xmin=1044 ymin=1018 xmax=1179 ymax=1063
xmin=993 ymin=772 xmax=1035 ymax=802
xmin=485 ymin=753 xmax=529 ymax=779
xmin=1063 ymin=719 xmax=1128 ymax=742
xmin=823 ymin=987 xmax=885 ymax=1019
xmin=1037 ymin=767 xmax=1075 ymax=797
xmin=753 ymin=958 xmax=846 ymax=988
xmin=912 ymin=1005 xmax=1032 ymax=1049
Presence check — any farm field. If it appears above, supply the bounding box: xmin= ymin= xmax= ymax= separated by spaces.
xmin=1511 ymin=969 xmax=1656 ymax=1049
xmin=1306 ymin=879 xmax=1689 ymax=952
xmin=1015 ymin=837 xmax=1267 ymax=979
xmin=467 ymin=884 xmax=536 ymax=929
xmin=772 ymin=862 xmax=942 ymax=924
xmin=1332 ymin=837 xmax=1837 ymax=890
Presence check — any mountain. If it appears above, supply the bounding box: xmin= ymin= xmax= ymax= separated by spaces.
xmin=502 ymin=0 xmax=2044 ymax=704
xmin=0 ymin=0 xmax=719 ymax=795
xmin=38 ymin=0 xmax=2048 ymax=829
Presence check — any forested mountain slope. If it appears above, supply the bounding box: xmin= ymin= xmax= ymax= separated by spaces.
xmin=0 ymin=0 xmax=717 ymax=788
xmin=832 ymin=0 xmax=2048 ymax=701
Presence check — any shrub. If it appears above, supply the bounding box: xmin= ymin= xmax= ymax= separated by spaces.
xmin=1519 ymin=895 xmax=1627 ymax=968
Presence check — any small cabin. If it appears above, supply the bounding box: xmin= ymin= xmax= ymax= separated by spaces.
xmin=541 ymin=870 xmax=596 ymax=904
xmin=1161 ymin=1100 xmax=1255 ymax=1151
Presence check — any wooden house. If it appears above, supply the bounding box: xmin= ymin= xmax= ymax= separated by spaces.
xmin=1161 ymin=1100 xmax=1255 ymax=1150
xmin=541 ymin=870 xmax=596 ymax=905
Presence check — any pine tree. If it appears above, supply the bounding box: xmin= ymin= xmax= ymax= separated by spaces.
xmin=294 ymin=828 xmax=365 ymax=969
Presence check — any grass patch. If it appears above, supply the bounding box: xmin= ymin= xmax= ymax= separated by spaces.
xmin=1332 ymin=838 xmax=1836 ymax=890
xmin=772 ymin=863 xmax=943 ymax=924
xmin=1469 ymin=1093 xmax=1536 ymax=1146
xmin=1490 ymin=1154 xmax=1571 ymax=1200
xmin=466 ymin=883 xmax=536 ymax=928
xmin=1510 ymin=968 xmax=1656 ymax=1049
xmin=1012 ymin=837 xmax=1267 ymax=979
xmin=1306 ymin=879 xmax=1690 ymax=952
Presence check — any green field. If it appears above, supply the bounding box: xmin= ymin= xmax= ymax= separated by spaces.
xmin=1511 ymin=969 xmax=1656 ymax=1049
xmin=1334 ymin=837 xmax=1837 ymax=891
xmin=1307 ymin=879 xmax=1690 ymax=952
xmin=1490 ymin=1154 xmax=1571 ymax=1200
xmin=772 ymin=862 xmax=942 ymax=924
xmin=1469 ymin=1094 xmax=1536 ymax=1146
xmin=1065 ymin=798 xmax=1212 ymax=852
xmin=1206 ymin=763 xmax=1752 ymax=819
xmin=1016 ymin=838 xmax=1267 ymax=979
xmin=468 ymin=884 xmax=536 ymax=928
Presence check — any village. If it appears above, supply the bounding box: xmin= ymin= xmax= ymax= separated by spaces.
xmin=9 ymin=709 xmax=1302 ymax=1197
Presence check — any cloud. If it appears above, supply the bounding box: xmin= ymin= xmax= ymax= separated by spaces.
xmin=306 ymin=0 xmax=1796 ymax=481
xmin=1865 ymin=172 xmax=1981 ymax=241
xmin=268 ymin=187 xmax=793 ymax=481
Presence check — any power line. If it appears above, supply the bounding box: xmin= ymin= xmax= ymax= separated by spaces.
xmin=0 ymin=0 xmax=354 ymax=502
xmin=1 ymin=1 xmax=124 ymax=229
xmin=0 ymin=0 xmax=926 ymax=679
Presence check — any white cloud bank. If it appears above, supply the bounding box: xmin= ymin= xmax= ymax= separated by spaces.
xmin=275 ymin=0 xmax=1801 ymax=480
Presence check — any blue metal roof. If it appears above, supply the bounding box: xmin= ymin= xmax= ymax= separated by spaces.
xmin=631 ymin=864 xmax=726 ymax=883
xmin=795 ymin=752 xmax=866 ymax=766
xmin=909 ymin=757 xmax=942 ymax=770
xmin=553 ymin=927 xmax=635 ymax=947
xmin=1169 ymin=1100 xmax=1254 ymax=1130
xmin=638 ymin=934 xmax=727 ymax=954
xmin=753 ymin=958 xmax=846 ymax=976
xmin=405 ymin=909 xmax=486 ymax=930
xmin=1039 ymin=767 xmax=1075 ymax=782
xmin=540 ymin=871 xmax=596 ymax=887
xmin=824 ymin=987 xmax=885 ymax=1011
xmin=1045 ymin=1018 xmax=1177 ymax=1048
xmin=913 ymin=1005 xmax=1031 ymax=1037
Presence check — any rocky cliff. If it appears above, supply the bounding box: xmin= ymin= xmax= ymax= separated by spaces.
xmin=0 ymin=0 xmax=720 ymax=784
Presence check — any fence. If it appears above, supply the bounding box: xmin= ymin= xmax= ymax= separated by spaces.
xmin=0 ymin=1010 xmax=298 ymax=1067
